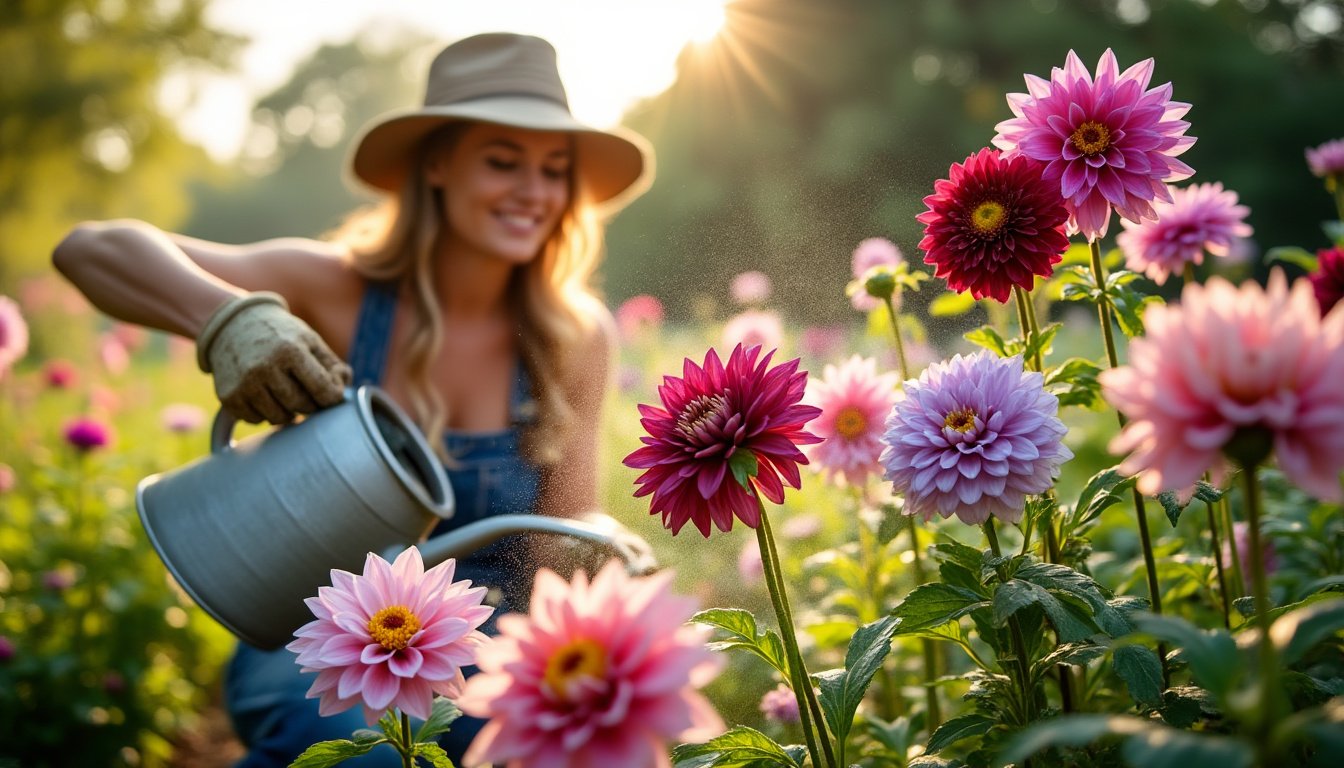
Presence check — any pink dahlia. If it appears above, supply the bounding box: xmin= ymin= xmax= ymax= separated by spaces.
xmin=286 ymin=548 xmax=492 ymax=724
xmin=458 ymin=562 xmax=724 ymax=768
xmin=1309 ymin=245 xmax=1344 ymax=316
xmin=0 ymin=296 xmax=28 ymax=379
xmin=44 ymin=360 xmax=77 ymax=389
xmin=0 ymin=463 xmax=15 ymax=494
xmin=759 ymin=683 xmax=801 ymax=723
xmin=63 ymin=417 xmax=112 ymax=452
xmin=161 ymin=403 xmax=207 ymax=434
xmin=615 ymin=294 xmax=665 ymax=340
xmin=1306 ymin=138 xmax=1344 ymax=180
xmin=722 ymin=310 xmax=784 ymax=354
xmin=624 ymin=344 xmax=822 ymax=536
xmin=993 ymin=49 xmax=1196 ymax=240
xmin=1116 ymin=182 xmax=1253 ymax=285
xmin=731 ymin=270 xmax=773 ymax=305
xmin=803 ymin=355 xmax=901 ymax=487
xmin=1101 ymin=272 xmax=1344 ymax=501
xmin=879 ymin=351 xmax=1072 ymax=525
xmin=850 ymin=238 xmax=905 ymax=312
xmin=917 ymin=147 xmax=1070 ymax=302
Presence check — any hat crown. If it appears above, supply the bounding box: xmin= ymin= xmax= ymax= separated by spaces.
xmin=424 ymin=33 xmax=570 ymax=110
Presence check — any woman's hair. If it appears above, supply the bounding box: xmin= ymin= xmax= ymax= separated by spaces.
xmin=327 ymin=123 xmax=604 ymax=465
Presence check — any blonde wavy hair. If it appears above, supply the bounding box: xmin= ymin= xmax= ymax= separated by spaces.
xmin=328 ymin=124 xmax=605 ymax=465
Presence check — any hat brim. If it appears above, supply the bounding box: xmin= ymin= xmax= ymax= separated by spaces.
xmin=348 ymin=96 xmax=653 ymax=213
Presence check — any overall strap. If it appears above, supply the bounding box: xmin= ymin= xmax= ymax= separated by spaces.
xmin=347 ymin=280 xmax=399 ymax=387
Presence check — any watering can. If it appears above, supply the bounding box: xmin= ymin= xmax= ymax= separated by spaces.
xmin=136 ymin=385 xmax=656 ymax=650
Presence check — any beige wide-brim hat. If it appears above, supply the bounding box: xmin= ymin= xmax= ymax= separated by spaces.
xmin=349 ymin=33 xmax=654 ymax=213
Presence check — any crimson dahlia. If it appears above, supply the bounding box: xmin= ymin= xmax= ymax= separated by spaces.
xmin=624 ymin=344 xmax=822 ymax=537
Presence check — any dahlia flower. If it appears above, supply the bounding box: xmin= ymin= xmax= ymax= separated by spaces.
xmin=850 ymin=238 xmax=905 ymax=312
xmin=731 ymin=270 xmax=773 ymax=305
xmin=722 ymin=310 xmax=784 ymax=355
xmin=161 ymin=403 xmax=208 ymax=434
xmin=624 ymin=344 xmax=822 ymax=536
xmin=1101 ymin=272 xmax=1344 ymax=501
xmin=615 ymin=294 xmax=665 ymax=339
xmin=286 ymin=548 xmax=492 ymax=724
xmin=759 ymin=683 xmax=801 ymax=723
xmin=458 ymin=562 xmax=724 ymax=768
xmin=0 ymin=296 xmax=28 ymax=379
xmin=63 ymin=417 xmax=112 ymax=452
xmin=1116 ymin=182 xmax=1252 ymax=285
xmin=44 ymin=360 xmax=77 ymax=389
xmin=879 ymin=351 xmax=1072 ymax=525
xmin=917 ymin=147 xmax=1070 ymax=302
xmin=1306 ymin=138 xmax=1344 ymax=181
xmin=803 ymin=355 xmax=901 ymax=487
xmin=1226 ymin=520 xmax=1279 ymax=591
xmin=993 ymin=49 xmax=1196 ymax=240
xmin=1309 ymin=245 xmax=1344 ymax=316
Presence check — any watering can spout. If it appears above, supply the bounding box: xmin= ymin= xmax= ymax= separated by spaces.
xmin=407 ymin=513 xmax=658 ymax=576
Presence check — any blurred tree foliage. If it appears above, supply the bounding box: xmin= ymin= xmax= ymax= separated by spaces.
xmin=606 ymin=0 xmax=1344 ymax=324
xmin=0 ymin=0 xmax=243 ymax=287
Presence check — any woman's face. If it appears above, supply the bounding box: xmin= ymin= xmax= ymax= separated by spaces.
xmin=427 ymin=123 xmax=572 ymax=265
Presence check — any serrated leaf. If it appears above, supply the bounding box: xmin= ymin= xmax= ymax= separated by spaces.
xmin=288 ymin=736 xmax=386 ymax=768
xmin=672 ymin=726 xmax=799 ymax=768
xmin=1044 ymin=357 xmax=1104 ymax=409
xmin=692 ymin=608 xmax=789 ymax=676
xmin=930 ymin=290 xmax=977 ymax=317
xmin=1014 ymin=562 xmax=1113 ymax=612
xmin=1113 ymin=644 xmax=1164 ymax=705
xmin=1110 ymin=284 xmax=1161 ymax=338
xmin=993 ymin=579 xmax=1098 ymax=643
xmin=965 ymin=325 xmax=1012 ymax=357
xmin=927 ymin=712 xmax=996 ymax=754
xmin=1037 ymin=641 xmax=1107 ymax=672
xmin=1022 ymin=322 xmax=1061 ymax=363
xmin=932 ymin=536 xmax=987 ymax=572
xmin=411 ymin=742 xmax=456 ymax=768
xmin=892 ymin=583 xmax=991 ymax=634
xmin=1133 ymin=613 xmax=1239 ymax=700
xmin=415 ymin=697 xmax=462 ymax=742
xmin=1160 ymin=685 xmax=1216 ymax=729
xmin=815 ymin=615 xmax=899 ymax=751
xmin=1156 ymin=490 xmax=1187 ymax=527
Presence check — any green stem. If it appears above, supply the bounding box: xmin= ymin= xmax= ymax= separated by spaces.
xmin=1221 ymin=493 xmax=1245 ymax=600
xmin=881 ymin=294 xmax=910 ymax=381
xmin=906 ymin=517 xmax=942 ymax=730
xmin=983 ymin=520 xmax=1038 ymax=727
xmin=756 ymin=504 xmax=833 ymax=768
xmin=1241 ymin=465 xmax=1281 ymax=756
xmin=1332 ymin=176 xmax=1344 ymax=223
xmin=1012 ymin=285 xmax=1042 ymax=373
xmin=1183 ymin=261 xmax=1197 ymax=287
xmin=1089 ymin=238 xmax=1170 ymax=689
xmin=1205 ymin=490 xmax=1232 ymax=630
xmin=401 ymin=710 xmax=413 ymax=768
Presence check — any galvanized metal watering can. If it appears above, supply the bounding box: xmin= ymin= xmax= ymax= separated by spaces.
xmin=136 ymin=386 xmax=656 ymax=650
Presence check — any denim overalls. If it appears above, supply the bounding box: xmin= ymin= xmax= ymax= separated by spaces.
xmin=224 ymin=279 xmax=541 ymax=767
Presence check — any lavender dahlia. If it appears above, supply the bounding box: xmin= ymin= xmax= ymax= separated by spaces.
xmin=1306 ymin=138 xmax=1344 ymax=183
xmin=993 ymin=49 xmax=1195 ymax=240
xmin=880 ymin=351 xmax=1072 ymax=525
xmin=624 ymin=344 xmax=822 ymax=537
xmin=917 ymin=147 xmax=1070 ymax=302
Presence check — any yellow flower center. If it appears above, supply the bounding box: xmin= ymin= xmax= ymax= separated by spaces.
xmin=970 ymin=200 xmax=1007 ymax=235
xmin=1070 ymin=120 xmax=1111 ymax=156
xmin=367 ymin=605 xmax=420 ymax=651
xmin=543 ymin=638 xmax=607 ymax=699
xmin=943 ymin=407 xmax=977 ymax=434
xmin=834 ymin=407 xmax=868 ymax=440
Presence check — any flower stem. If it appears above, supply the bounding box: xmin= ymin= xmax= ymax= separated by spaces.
xmin=1332 ymin=177 xmax=1344 ymax=223
xmin=1220 ymin=493 xmax=1244 ymax=600
xmin=756 ymin=503 xmax=834 ymax=768
xmin=983 ymin=520 xmax=1038 ymax=728
xmin=881 ymin=295 xmax=910 ymax=381
xmin=906 ymin=517 xmax=942 ymax=730
xmin=1183 ymin=261 xmax=1197 ymax=287
xmin=1012 ymin=285 xmax=1042 ymax=373
xmin=1088 ymin=238 xmax=1170 ymax=689
xmin=1241 ymin=465 xmax=1281 ymax=754
xmin=1204 ymin=484 xmax=1232 ymax=629
xmin=400 ymin=711 xmax=413 ymax=768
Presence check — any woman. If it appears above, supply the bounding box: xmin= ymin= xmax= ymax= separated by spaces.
xmin=53 ymin=32 xmax=653 ymax=767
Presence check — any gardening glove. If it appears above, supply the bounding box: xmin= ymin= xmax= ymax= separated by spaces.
xmin=196 ymin=292 xmax=351 ymax=425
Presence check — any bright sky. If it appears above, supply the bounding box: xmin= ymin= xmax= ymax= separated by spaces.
xmin=162 ymin=0 xmax=729 ymax=162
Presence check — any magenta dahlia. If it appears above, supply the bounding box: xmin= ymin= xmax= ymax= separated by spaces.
xmin=879 ymin=351 xmax=1072 ymax=525
xmin=1101 ymin=272 xmax=1344 ymax=501
xmin=458 ymin=562 xmax=724 ymax=768
xmin=916 ymin=147 xmax=1070 ymax=302
xmin=63 ymin=417 xmax=112 ymax=452
xmin=1309 ymin=245 xmax=1344 ymax=316
xmin=993 ymin=49 xmax=1196 ymax=240
xmin=624 ymin=344 xmax=822 ymax=537
xmin=1116 ymin=182 xmax=1253 ymax=285
xmin=1306 ymin=138 xmax=1344 ymax=181
xmin=286 ymin=548 xmax=492 ymax=724
xmin=803 ymin=355 xmax=901 ymax=487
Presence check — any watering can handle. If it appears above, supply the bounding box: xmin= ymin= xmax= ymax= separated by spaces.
xmin=209 ymin=388 xmax=358 ymax=454
xmin=409 ymin=513 xmax=659 ymax=576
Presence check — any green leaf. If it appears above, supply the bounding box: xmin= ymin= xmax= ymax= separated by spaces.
xmin=926 ymin=712 xmax=996 ymax=754
xmin=415 ymin=697 xmax=462 ymax=742
xmin=930 ymin=290 xmax=977 ymax=317
xmin=996 ymin=714 xmax=1145 ymax=766
xmin=1132 ymin=613 xmax=1239 ymax=700
xmin=891 ymin=583 xmax=991 ymax=634
xmin=1118 ymin=728 xmax=1254 ymax=768
xmin=993 ymin=579 xmax=1098 ymax=643
xmin=1266 ymin=245 xmax=1319 ymax=272
xmin=1271 ymin=598 xmax=1344 ymax=665
xmin=728 ymin=450 xmax=759 ymax=489
xmin=1326 ymin=219 xmax=1344 ymax=244
xmin=932 ymin=536 xmax=988 ymax=573
xmin=411 ymin=742 xmax=456 ymax=768
xmin=289 ymin=736 xmax=387 ymax=768
xmin=964 ymin=325 xmax=1012 ymax=357
xmin=1037 ymin=641 xmax=1107 ymax=672
xmin=1044 ymin=357 xmax=1104 ymax=409
xmin=814 ymin=615 xmax=899 ymax=751
xmin=377 ymin=710 xmax=404 ymax=743
xmin=672 ymin=726 xmax=799 ymax=768
xmin=1015 ymin=561 xmax=1113 ymax=613
xmin=1022 ymin=322 xmax=1062 ymax=363
xmin=1067 ymin=468 xmax=1136 ymax=536
xmin=1110 ymin=283 xmax=1161 ymax=338
xmin=1156 ymin=491 xmax=1187 ymax=527
xmin=1113 ymin=644 xmax=1164 ymax=705
xmin=1160 ymin=685 xmax=1216 ymax=729
xmin=692 ymin=608 xmax=789 ymax=676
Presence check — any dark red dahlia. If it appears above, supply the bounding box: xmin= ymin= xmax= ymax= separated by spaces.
xmin=916 ymin=147 xmax=1070 ymax=303
xmin=1309 ymin=245 xmax=1344 ymax=316
xmin=623 ymin=344 xmax=822 ymax=537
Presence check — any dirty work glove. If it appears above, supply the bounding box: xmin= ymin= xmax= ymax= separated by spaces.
xmin=196 ymin=292 xmax=351 ymax=425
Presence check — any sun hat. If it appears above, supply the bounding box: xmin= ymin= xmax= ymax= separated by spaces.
xmin=349 ymin=33 xmax=654 ymax=212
